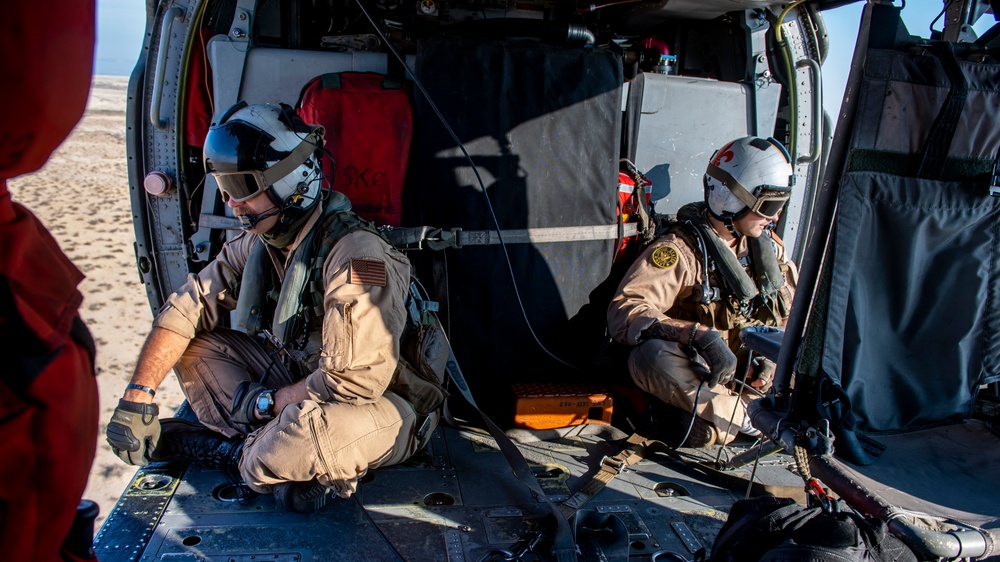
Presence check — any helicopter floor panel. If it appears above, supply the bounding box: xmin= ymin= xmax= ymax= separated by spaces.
xmin=94 ymin=425 xmax=803 ymax=562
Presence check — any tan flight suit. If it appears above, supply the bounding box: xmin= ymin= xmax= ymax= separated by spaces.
xmin=607 ymin=229 xmax=797 ymax=444
xmin=153 ymin=201 xmax=427 ymax=496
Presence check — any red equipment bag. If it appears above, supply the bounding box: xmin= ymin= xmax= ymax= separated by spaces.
xmin=297 ymin=72 xmax=413 ymax=226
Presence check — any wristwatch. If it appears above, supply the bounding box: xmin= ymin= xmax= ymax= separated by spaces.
xmin=255 ymin=389 xmax=275 ymax=421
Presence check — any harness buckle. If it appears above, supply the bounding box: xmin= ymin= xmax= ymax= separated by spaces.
xmin=600 ymin=455 xmax=627 ymax=474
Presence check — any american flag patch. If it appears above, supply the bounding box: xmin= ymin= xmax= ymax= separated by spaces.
xmin=349 ymin=258 xmax=387 ymax=287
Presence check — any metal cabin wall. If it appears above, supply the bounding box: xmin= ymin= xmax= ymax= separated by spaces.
xmin=634 ymin=74 xmax=775 ymax=217
xmin=409 ymin=37 xmax=623 ymax=420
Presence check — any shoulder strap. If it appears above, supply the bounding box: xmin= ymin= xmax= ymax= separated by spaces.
xmin=305 ymin=209 xmax=389 ymax=318
xmin=748 ymin=232 xmax=785 ymax=299
xmin=410 ymin=275 xmax=576 ymax=561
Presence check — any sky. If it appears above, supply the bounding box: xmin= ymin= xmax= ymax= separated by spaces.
xmin=94 ymin=1 xmax=995 ymax=119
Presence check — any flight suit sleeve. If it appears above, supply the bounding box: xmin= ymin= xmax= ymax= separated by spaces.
xmin=607 ymin=233 xmax=700 ymax=346
xmin=152 ymin=232 xmax=251 ymax=338
xmin=304 ymin=231 xmax=411 ymax=404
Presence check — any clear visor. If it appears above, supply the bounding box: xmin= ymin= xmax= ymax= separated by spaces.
xmin=213 ymin=170 xmax=269 ymax=202
xmin=749 ymin=188 xmax=791 ymax=220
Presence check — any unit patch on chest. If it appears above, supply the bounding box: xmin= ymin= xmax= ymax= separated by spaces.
xmin=349 ymin=258 xmax=387 ymax=286
xmin=651 ymin=245 xmax=679 ymax=269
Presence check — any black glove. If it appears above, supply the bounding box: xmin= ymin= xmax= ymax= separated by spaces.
xmin=693 ymin=330 xmax=737 ymax=387
xmin=750 ymin=357 xmax=776 ymax=392
xmin=106 ymin=399 xmax=161 ymax=466
xmin=231 ymin=381 xmax=271 ymax=426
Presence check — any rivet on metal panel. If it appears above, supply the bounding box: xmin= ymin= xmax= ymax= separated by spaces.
xmin=669 ymin=521 xmax=704 ymax=553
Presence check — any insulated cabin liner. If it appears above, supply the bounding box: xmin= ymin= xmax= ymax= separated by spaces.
xmin=408 ymin=37 xmax=623 ymax=419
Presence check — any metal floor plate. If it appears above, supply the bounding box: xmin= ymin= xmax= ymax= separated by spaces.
xmin=95 ymin=425 xmax=803 ymax=562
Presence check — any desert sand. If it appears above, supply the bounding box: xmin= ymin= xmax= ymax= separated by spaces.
xmin=7 ymin=75 xmax=185 ymax=529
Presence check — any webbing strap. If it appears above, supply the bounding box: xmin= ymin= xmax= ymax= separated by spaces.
xmin=559 ymin=432 xmax=651 ymax=518
xmin=459 ymin=224 xmax=637 ymax=245
xmin=439 ymin=327 xmax=578 ymax=560
xmin=846 ymin=149 xmax=995 ymax=183
xmin=562 ymin=427 xmax=809 ymax=506
xmin=383 ymin=223 xmax=638 ymax=250
xmin=917 ymin=42 xmax=969 ymax=180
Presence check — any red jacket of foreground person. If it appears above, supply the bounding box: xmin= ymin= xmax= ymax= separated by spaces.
xmin=0 ymin=2 xmax=101 ymax=561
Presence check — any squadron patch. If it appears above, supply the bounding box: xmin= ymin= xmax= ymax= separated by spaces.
xmin=651 ymin=245 xmax=679 ymax=269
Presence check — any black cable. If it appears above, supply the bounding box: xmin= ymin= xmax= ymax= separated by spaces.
xmin=352 ymin=0 xmax=579 ymax=371
xmin=675 ymin=381 xmax=706 ymax=448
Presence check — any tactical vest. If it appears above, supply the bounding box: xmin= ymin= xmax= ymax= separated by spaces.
xmin=662 ymin=202 xmax=793 ymax=349
xmin=234 ymin=194 xmax=449 ymax=415
xmin=235 ymin=194 xmax=386 ymax=358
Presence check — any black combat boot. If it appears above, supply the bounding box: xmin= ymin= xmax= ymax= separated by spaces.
xmin=151 ymin=418 xmax=245 ymax=470
xmin=273 ymin=479 xmax=333 ymax=513
xmin=153 ymin=418 xmax=258 ymax=504
xmin=647 ymin=401 xmax=718 ymax=449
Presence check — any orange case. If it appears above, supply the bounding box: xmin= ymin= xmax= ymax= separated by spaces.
xmin=512 ymin=383 xmax=613 ymax=430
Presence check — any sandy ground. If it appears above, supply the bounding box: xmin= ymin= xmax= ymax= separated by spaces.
xmin=7 ymin=75 xmax=185 ymax=529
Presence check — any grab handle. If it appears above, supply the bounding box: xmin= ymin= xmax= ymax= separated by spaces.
xmin=796 ymin=58 xmax=823 ymax=164
xmin=150 ymin=6 xmax=185 ymax=130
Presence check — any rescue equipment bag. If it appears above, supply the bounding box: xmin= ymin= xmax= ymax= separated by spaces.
xmin=709 ymin=496 xmax=917 ymax=562
xmin=615 ymin=159 xmax=653 ymax=262
xmin=296 ymin=72 xmax=412 ymax=226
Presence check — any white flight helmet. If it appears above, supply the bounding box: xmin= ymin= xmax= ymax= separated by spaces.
xmin=704 ymin=136 xmax=793 ymax=224
xmin=204 ymin=102 xmax=326 ymax=230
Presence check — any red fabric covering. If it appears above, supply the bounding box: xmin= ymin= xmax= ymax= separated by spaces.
xmin=0 ymin=336 xmax=99 ymax=562
xmin=1 ymin=2 xmax=100 ymax=560
xmin=184 ymin=27 xmax=215 ymax=148
xmin=297 ymin=72 xmax=413 ymax=226
xmin=0 ymin=188 xmax=85 ymax=350
xmin=0 ymin=2 xmax=94 ymax=180
xmin=0 ymin=0 xmax=93 ymax=347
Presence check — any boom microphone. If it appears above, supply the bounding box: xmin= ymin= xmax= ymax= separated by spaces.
xmin=237 ymin=207 xmax=281 ymax=229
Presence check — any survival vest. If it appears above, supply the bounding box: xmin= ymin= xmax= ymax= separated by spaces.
xmin=235 ymin=193 xmax=448 ymax=414
xmin=235 ymin=192 xmax=364 ymax=349
xmin=658 ymin=202 xmax=794 ymax=348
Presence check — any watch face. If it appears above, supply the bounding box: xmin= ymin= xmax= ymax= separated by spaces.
xmin=256 ymin=391 xmax=273 ymax=417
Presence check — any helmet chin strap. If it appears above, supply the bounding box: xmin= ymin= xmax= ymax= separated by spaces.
xmin=722 ymin=215 xmax=743 ymax=239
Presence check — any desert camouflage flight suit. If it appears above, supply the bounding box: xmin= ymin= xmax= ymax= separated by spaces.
xmin=153 ymin=197 xmax=428 ymax=496
xmin=607 ymin=227 xmax=797 ymax=444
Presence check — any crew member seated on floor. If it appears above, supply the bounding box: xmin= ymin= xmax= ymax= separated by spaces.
xmin=106 ymin=102 xmax=440 ymax=512
xmin=607 ymin=136 xmax=797 ymax=447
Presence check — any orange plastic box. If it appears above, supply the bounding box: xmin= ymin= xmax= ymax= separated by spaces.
xmin=511 ymin=383 xmax=613 ymax=430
